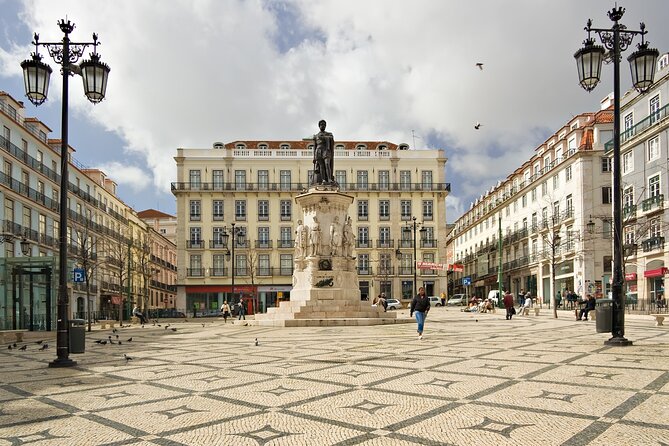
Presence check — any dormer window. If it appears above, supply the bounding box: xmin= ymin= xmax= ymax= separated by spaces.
xmin=258 ymin=143 xmax=268 ymax=150
xmin=335 ymin=144 xmax=345 ymax=150
xmin=378 ymin=144 xmax=387 ymax=151
xmin=280 ymin=143 xmax=290 ymax=150
xmin=356 ymin=144 xmax=367 ymax=151
xmin=235 ymin=143 xmax=247 ymax=150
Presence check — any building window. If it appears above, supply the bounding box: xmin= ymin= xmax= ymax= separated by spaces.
xmin=399 ymin=170 xmax=411 ymax=190
xmin=552 ymin=174 xmax=559 ymax=189
xmin=258 ymin=200 xmax=269 ymax=220
xmin=189 ymin=200 xmax=201 ymax=221
xmin=212 ymin=254 xmax=226 ymax=276
xmin=280 ymin=227 xmax=292 ymax=247
xmin=189 ymin=170 xmax=201 ymax=188
xmin=531 ymin=188 xmax=537 ymax=202
xmin=521 ymin=195 xmax=527 ymax=208
xmin=542 ymin=181 xmax=547 ymax=196
xmin=649 ymin=94 xmax=660 ymax=124
xmin=565 ymin=165 xmax=572 ymax=182
xmin=212 ymin=200 xmax=224 ymax=220
xmin=421 ymin=171 xmax=433 ymax=190
xmin=378 ymin=170 xmax=390 ymax=190
xmin=649 ymin=175 xmax=660 ymax=198
xmin=258 ymin=227 xmax=270 ymax=247
xmin=335 ymin=170 xmax=346 ymax=187
xmin=356 ymin=171 xmax=368 ymax=190
xmin=649 ymin=217 xmax=661 ymax=238
xmin=601 ymin=157 xmax=612 ymax=172
xmin=280 ymin=200 xmax=292 ymax=220
xmin=258 ymin=254 xmax=270 ymax=275
xmin=280 ymin=254 xmax=293 ymax=275
xmin=648 ymin=136 xmax=660 ymax=162
xmin=400 ymin=200 xmax=411 ymax=220
xmin=565 ymin=194 xmax=573 ymax=217
xmin=602 ymin=187 xmax=612 ymax=204
xmin=357 ymin=227 xmax=369 ymax=246
xmin=258 ymin=170 xmax=269 ymax=190
xmin=379 ymin=200 xmax=390 ymax=220
xmin=235 ymin=170 xmax=246 ymax=189
xmin=379 ymin=227 xmax=390 ymax=245
xmin=235 ymin=200 xmax=247 ymax=220
xmin=280 ymin=170 xmax=291 ymax=190
xmin=213 ymin=227 xmax=225 ymax=245
xmin=622 ymin=151 xmax=634 ymax=174
xmin=358 ymin=254 xmax=370 ymax=274
xmin=212 ymin=170 xmax=224 ymax=189
xmin=422 ymin=200 xmax=433 ymax=220
xmin=357 ymin=200 xmax=368 ymax=220
xmin=623 ymin=186 xmax=634 ymax=208
xmin=624 ymin=112 xmax=633 ymax=132
xmin=189 ymin=227 xmax=201 ymax=243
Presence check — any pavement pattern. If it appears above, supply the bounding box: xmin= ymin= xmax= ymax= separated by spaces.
xmin=0 ymin=307 xmax=668 ymax=446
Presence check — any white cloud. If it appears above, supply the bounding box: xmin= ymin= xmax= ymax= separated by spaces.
xmin=2 ymin=0 xmax=668 ymax=220
xmin=93 ymin=162 xmax=151 ymax=192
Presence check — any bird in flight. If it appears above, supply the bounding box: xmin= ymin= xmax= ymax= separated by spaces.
xmin=474 ymin=122 xmax=482 ymax=130
xmin=475 ymin=62 xmax=484 ymax=70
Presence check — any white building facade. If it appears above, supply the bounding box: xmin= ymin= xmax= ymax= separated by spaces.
xmin=447 ymin=108 xmax=614 ymax=306
xmin=172 ymin=140 xmax=449 ymax=314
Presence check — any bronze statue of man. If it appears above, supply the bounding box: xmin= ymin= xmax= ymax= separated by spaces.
xmin=313 ymin=119 xmax=335 ymax=185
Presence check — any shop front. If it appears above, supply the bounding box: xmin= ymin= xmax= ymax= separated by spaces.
xmin=186 ymin=285 xmax=258 ymax=316
xmin=257 ymin=285 xmax=292 ymax=312
xmin=644 ymin=265 xmax=666 ymax=310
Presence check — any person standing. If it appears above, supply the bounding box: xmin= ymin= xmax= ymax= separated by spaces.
xmin=503 ymin=290 xmax=514 ymax=320
xmin=410 ymin=287 xmax=430 ymax=340
xmin=221 ymin=301 xmax=231 ymax=324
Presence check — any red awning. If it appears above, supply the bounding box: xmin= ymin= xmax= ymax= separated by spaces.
xmin=110 ymin=295 xmax=123 ymax=305
xmin=644 ymin=267 xmax=668 ymax=278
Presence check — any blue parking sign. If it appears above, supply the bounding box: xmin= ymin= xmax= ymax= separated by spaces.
xmin=463 ymin=276 xmax=471 ymax=286
xmin=73 ymin=268 xmax=85 ymax=283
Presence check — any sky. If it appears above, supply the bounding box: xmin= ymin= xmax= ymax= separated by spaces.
xmin=1 ymin=0 xmax=668 ymax=221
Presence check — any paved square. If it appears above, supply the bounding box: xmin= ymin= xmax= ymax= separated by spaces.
xmin=1 ymin=307 xmax=668 ymax=445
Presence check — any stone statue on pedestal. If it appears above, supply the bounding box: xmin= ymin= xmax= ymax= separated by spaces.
xmin=295 ymin=219 xmax=307 ymax=258
xmin=309 ymin=217 xmax=322 ymax=257
xmin=330 ymin=216 xmax=342 ymax=256
xmin=342 ymin=216 xmax=355 ymax=258
xmin=312 ymin=119 xmax=335 ymax=185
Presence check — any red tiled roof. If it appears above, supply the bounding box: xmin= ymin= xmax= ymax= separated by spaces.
xmin=137 ymin=209 xmax=175 ymax=219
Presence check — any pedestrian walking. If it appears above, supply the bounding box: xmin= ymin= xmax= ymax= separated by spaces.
xmin=410 ymin=287 xmax=430 ymax=340
xmin=238 ymin=300 xmax=246 ymax=320
xmin=221 ymin=302 xmax=231 ymax=323
xmin=503 ymin=290 xmax=515 ymax=320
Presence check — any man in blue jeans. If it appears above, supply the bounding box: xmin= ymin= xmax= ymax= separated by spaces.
xmin=410 ymin=287 xmax=430 ymax=340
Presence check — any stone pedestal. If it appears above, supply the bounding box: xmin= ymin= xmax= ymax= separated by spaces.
xmin=254 ymin=187 xmax=409 ymax=327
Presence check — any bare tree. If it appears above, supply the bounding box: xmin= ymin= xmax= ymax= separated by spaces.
xmin=77 ymin=221 xmax=100 ymax=332
xmin=133 ymin=232 xmax=153 ymax=316
xmin=105 ymin=231 xmax=131 ymax=323
xmin=244 ymin=245 xmax=261 ymax=313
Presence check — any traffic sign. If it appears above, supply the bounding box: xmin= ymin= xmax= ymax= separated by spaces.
xmin=463 ymin=276 xmax=471 ymax=286
xmin=73 ymin=268 xmax=85 ymax=283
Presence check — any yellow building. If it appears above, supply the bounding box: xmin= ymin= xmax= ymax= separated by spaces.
xmin=172 ymin=139 xmax=449 ymax=315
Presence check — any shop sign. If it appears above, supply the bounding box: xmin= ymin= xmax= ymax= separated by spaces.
xmin=624 ymin=273 xmax=637 ymax=281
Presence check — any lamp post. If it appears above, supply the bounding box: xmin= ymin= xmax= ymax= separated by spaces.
xmin=223 ymin=223 xmax=245 ymax=305
xmin=402 ymin=217 xmax=426 ymax=299
xmin=21 ymin=19 xmax=110 ymax=367
xmin=575 ymin=6 xmax=658 ymax=346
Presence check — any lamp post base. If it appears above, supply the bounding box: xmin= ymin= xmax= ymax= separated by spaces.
xmin=604 ymin=336 xmax=633 ymax=347
xmin=48 ymin=358 xmax=77 ymax=368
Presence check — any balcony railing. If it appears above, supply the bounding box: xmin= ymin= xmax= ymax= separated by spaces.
xmin=209 ymin=240 xmax=226 ymax=249
xmin=257 ymin=267 xmax=273 ymax=276
xmin=187 ymin=268 xmax=204 ymax=277
xmin=210 ymin=267 xmax=228 ymax=277
xmin=277 ymin=239 xmax=294 ymax=248
xmin=641 ymin=194 xmax=664 ymax=212
xmin=376 ymin=240 xmax=394 ymax=248
xmin=623 ymin=204 xmax=637 ymax=219
xmin=186 ymin=240 xmax=205 ymax=249
xmin=356 ymin=240 xmax=371 ymax=248
xmin=255 ymin=240 xmax=273 ymax=249
xmin=279 ymin=267 xmax=293 ymax=276
xmin=398 ymin=267 xmax=413 ymax=275
xmin=605 ymin=102 xmax=669 ymax=153
xmin=357 ymin=267 xmax=373 ymax=275
xmin=642 ymin=236 xmax=664 ymax=252
xmin=172 ymin=181 xmax=452 ymax=193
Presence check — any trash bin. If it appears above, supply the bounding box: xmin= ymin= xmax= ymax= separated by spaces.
xmin=596 ymin=298 xmax=613 ymax=333
xmin=69 ymin=318 xmax=86 ymax=354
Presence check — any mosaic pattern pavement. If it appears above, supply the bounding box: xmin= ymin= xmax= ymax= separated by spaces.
xmin=1 ymin=308 xmax=668 ymax=445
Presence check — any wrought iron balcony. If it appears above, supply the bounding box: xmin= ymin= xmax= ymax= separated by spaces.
xmin=642 ymin=236 xmax=664 ymax=252
xmin=641 ymin=194 xmax=664 ymax=213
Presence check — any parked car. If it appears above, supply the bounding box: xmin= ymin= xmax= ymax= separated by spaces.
xmin=428 ymin=296 xmax=443 ymax=307
xmin=447 ymin=294 xmax=468 ymax=306
xmin=385 ymin=298 xmax=402 ymax=310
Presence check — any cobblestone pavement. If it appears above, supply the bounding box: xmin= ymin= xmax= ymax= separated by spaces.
xmin=1 ymin=307 xmax=668 ymax=445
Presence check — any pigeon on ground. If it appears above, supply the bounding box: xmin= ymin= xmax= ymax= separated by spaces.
xmin=141 ymin=325 xmax=145 ymax=328
xmin=201 ymin=324 xmax=205 ymax=328
xmin=19 ymin=345 xmax=27 ymax=351
xmin=36 ymin=340 xmax=44 ymax=345
xmin=127 ymin=338 xmax=133 ymax=342
xmin=475 ymin=62 xmax=484 ymax=70
xmin=100 ymin=340 xmax=107 ymax=345
xmin=112 ymin=328 xmax=117 ymax=333
xmin=123 ymin=354 xmax=133 ymax=362
xmin=116 ymin=334 xmax=119 ymax=339
xmin=12 ymin=343 xmax=17 ymax=348
xmin=39 ymin=343 xmax=48 ymax=351
xmin=165 ymin=325 xmax=170 ymax=330
xmin=8 ymin=345 xmax=12 ymax=350
xmin=118 ymin=341 xmax=122 ymax=345
xmin=95 ymin=339 xmax=104 ymax=344
xmin=474 ymin=122 xmax=482 ymax=130
xmin=171 ymin=327 xmax=177 ymax=332
xmin=254 ymin=338 xmax=259 ymax=346
xmin=157 ymin=324 xmax=161 ymax=327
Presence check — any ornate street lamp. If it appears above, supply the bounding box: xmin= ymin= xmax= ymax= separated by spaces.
xmin=21 ymin=19 xmax=110 ymax=368
xmin=402 ymin=217 xmax=427 ymax=299
xmin=575 ymin=6 xmax=658 ymax=346
xmin=20 ymin=237 xmax=31 ymax=256
xmin=223 ymin=223 xmax=245 ymax=305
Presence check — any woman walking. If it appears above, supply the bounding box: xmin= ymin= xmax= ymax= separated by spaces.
xmin=221 ymin=301 xmax=231 ymax=324
xmin=410 ymin=287 xmax=430 ymax=340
